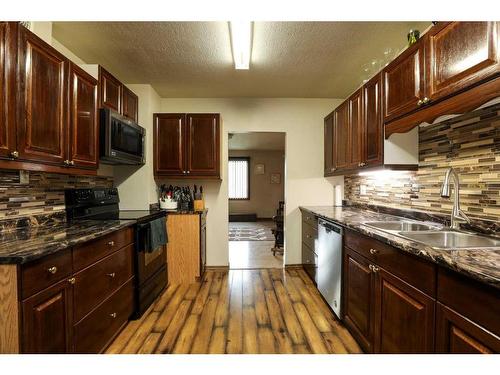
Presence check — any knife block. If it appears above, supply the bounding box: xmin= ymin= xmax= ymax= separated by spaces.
xmin=194 ymin=199 xmax=204 ymax=212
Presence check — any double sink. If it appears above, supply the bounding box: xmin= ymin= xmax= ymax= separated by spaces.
xmin=363 ymin=220 xmax=500 ymax=250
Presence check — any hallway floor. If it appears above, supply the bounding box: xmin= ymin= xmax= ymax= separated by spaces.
xmin=106 ymin=269 xmax=361 ymax=354
xmin=229 ymin=221 xmax=283 ymax=269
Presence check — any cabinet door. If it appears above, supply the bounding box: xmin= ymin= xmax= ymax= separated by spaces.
xmin=363 ymin=73 xmax=383 ymax=167
xmin=323 ymin=112 xmax=334 ymax=176
xmin=153 ymin=113 xmax=185 ymax=176
xmin=68 ymin=63 xmax=98 ymax=169
xmin=436 ymin=302 xmax=500 ymax=353
xmin=426 ymin=22 xmax=500 ymax=102
xmin=122 ymin=86 xmax=138 ymax=122
xmin=17 ymin=26 xmax=68 ymax=165
xmin=0 ymin=22 xmax=16 ymax=159
xmin=348 ymin=89 xmax=363 ymax=169
xmin=186 ymin=113 xmax=220 ymax=177
xmin=374 ymin=267 xmax=435 ymax=353
xmin=22 ymin=278 xmax=73 ymax=353
xmin=98 ymin=66 xmax=121 ymax=113
xmin=343 ymin=248 xmax=375 ymax=352
xmin=333 ymin=102 xmax=350 ymax=171
xmin=383 ymin=41 xmax=425 ymax=122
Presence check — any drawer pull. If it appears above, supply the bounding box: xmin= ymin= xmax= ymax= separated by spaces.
xmin=369 ymin=265 xmax=380 ymax=273
xmin=108 ymin=241 xmax=115 ymax=247
xmin=110 ymin=312 xmax=117 ymax=319
xmin=68 ymin=277 xmax=76 ymax=285
xmin=369 ymin=248 xmax=379 ymax=255
xmin=107 ymin=272 xmax=116 ymax=278
xmin=47 ymin=266 xmax=58 ymax=274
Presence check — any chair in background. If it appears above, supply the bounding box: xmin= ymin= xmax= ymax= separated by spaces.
xmin=271 ymin=201 xmax=284 ymax=256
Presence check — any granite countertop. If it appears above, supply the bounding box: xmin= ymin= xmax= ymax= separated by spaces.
xmin=0 ymin=220 xmax=136 ymax=265
xmin=300 ymin=205 xmax=500 ymax=289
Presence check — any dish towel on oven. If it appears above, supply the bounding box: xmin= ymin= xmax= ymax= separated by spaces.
xmin=146 ymin=217 xmax=168 ymax=253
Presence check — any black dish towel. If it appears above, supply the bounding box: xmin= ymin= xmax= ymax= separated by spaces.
xmin=145 ymin=217 xmax=168 ymax=253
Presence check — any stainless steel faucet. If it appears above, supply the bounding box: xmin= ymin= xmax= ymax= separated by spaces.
xmin=440 ymin=167 xmax=470 ymax=230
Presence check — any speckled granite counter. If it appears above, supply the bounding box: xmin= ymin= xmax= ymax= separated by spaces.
xmin=0 ymin=220 xmax=136 ymax=264
xmin=300 ymin=205 xmax=500 ymax=289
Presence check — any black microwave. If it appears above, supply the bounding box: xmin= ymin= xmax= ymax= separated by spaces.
xmin=100 ymin=108 xmax=145 ymax=165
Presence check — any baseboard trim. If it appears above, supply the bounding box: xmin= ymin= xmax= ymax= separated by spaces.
xmin=284 ymin=264 xmax=304 ymax=270
xmin=205 ymin=266 xmax=230 ymax=272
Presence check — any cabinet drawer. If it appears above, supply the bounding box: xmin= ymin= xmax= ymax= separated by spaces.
xmin=21 ymin=248 xmax=73 ymax=299
xmin=345 ymin=229 xmax=436 ymax=296
xmin=302 ymin=243 xmax=317 ymax=283
xmin=302 ymin=211 xmax=318 ymax=229
xmin=73 ymin=227 xmax=134 ymax=271
xmin=437 ymin=268 xmax=500 ymax=337
xmin=74 ymin=278 xmax=134 ymax=353
xmin=302 ymin=221 xmax=318 ymax=252
xmin=73 ymin=244 xmax=134 ymax=323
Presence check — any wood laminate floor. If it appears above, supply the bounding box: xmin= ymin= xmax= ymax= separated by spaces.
xmin=106 ymin=268 xmax=362 ymax=354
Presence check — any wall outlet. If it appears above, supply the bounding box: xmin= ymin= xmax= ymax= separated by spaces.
xmin=19 ymin=170 xmax=29 ymax=185
xmin=360 ymin=184 xmax=367 ymax=195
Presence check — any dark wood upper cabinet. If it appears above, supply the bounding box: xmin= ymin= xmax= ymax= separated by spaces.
xmin=363 ymin=73 xmax=383 ymax=167
xmin=22 ymin=278 xmax=73 ymax=353
xmin=16 ymin=26 xmax=68 ymax=165
xmin=98 ymin=66 xmax=121 ymax=113
xmin=154 ymin=113 xmax=221 ymax=178
xmin=323 ymin=111 xmax=334 ymax=176
xmin=122 ymin=85 xmax=138 ymax=122
xmin=348 ymin=89 xmax=363 ymax=169
xmin=68 ymin=63 xmax=98 ymax=169
xmin=425 ymin=22 xmax=500 ymax=102
xmin=0 ymin=22 xmax=16 ymax=159
xmin=334 ymin=102 xmax=350 ymax=171
xmin=374 ymin=267 xmax=435 ymax=353
xmin=154 ymin=113 xmax=185 ymax=176
xmin=186 ymin=113 xmax=220 ymax=177
xmin=343 ymin=247 xmax=375 ymax=353
xmin=383 ymin=41 xmax=425 ymax=123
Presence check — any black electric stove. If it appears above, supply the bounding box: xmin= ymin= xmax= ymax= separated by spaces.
xmin=65 ymin=188 xmax=168 ymax=319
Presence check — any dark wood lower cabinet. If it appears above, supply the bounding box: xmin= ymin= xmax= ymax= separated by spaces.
xmin=374 ymin=267 xmax=435 ymax=353
xmin=302 ymin=243 xmax=318 ymax=284
xmin=22 ymin=277 xmax=73 ymax=353
xmin=343 ymin=247 xmax=375 ymax=353
xmin=436 ymin=303 xmax=500 ymax=353
xmin=74 ymin=279 xmax=134 ymax=354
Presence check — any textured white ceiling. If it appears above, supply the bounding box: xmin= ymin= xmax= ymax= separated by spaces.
xmin=228 ymin=132 xmax=285 ymax=151
xmin=52 ymin=21 xmax=430 ymax=98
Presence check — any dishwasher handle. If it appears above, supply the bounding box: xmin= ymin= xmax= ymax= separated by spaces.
xmin=319 ymin=219 xmax=343 ymax=235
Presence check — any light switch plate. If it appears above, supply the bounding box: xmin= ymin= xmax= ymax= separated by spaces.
xmin=19 ymin=170 xmax=29 ymax=185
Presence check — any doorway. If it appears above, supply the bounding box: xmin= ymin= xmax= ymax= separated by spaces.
xmin=227 ymin=132 xmax=286 ymax=269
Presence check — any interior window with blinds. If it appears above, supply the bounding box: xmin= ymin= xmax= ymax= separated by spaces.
xmin=228 ymin=157 xmax=250 ymax=199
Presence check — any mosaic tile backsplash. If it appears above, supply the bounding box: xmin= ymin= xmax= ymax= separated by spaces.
xmin=345 ymin=103 xmax=500 ymax=222
xmin=0 ymin=170 xmax=113 ymax=220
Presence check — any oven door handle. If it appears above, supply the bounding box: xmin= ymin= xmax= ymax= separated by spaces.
xmin=136 ymin=223 xmax=151 ymax=252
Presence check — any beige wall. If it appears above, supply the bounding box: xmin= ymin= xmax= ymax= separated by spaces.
xmin=113 ymin=84 xmax=162 ymax=209
xmin=228 ymin=149 xmax=285 ymax=219
xmin=158 ymin=98 xmax=345 ymax=267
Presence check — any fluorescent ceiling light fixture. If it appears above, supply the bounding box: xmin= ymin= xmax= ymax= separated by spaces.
xmin=229 ymin=21 xmax=252 ymax=70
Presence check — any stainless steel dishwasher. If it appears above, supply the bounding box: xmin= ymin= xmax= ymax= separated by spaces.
xmin=317 ymin=218 xmax=343 ymax=319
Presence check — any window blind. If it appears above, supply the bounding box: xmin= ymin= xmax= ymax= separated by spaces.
xmin=228 ymin=158 xmax=249 ymax=199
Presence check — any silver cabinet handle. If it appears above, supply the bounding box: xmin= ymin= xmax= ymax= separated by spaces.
xmin=47 ymin=266 xmax=58 ymax=274
xmin=369 ymin=248 xmax=379 ymax=255
xmin=10 ymin=151 xmax=19 ymax=159
xmin=369 ymin=265 xmax=380 ymax=273
xmin=108 ymin=241 xmax=115 ymax=247
xmin=107 ymin=272 xmax=116 ymax=278
xmin=110 ymin=312 xmax=117 ymax=318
